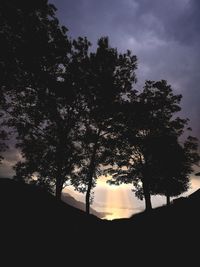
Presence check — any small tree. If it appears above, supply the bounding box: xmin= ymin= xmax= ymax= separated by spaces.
xmin=144 ymin=134 xmax=199 ymax=205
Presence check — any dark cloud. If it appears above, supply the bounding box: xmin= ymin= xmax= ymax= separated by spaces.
xmin=1 ymin=0 xmax=199 ymax=177
xmin=51 ymin=0 xmax=200 ymax=45
xmin=136 ymin=0 xmax=200 ymax=53
xmin=51 ymin=0 xmax=200 ymax=140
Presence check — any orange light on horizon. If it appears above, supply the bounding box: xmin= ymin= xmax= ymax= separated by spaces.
xmin=94 ymin=179 xmax=136 ymax=220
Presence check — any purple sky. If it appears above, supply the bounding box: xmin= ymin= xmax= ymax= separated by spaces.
xmin=1 ymin=0 xmax=200 ymax=218
xmin=51 ymin=0 xmax=200 ymax=139
xmin=1 ymin=0 xmax=200 ymax=177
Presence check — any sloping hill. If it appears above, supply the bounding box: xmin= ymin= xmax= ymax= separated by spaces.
xmin=0 ymin=178 xmax=100 ymax=226
xmin=1 ymin=178 xmax=199 ymax=265
xmin=0 ymin=178 xmax=102 ymax=259
xmin=62 ymin=192 xmax=111 ymax=218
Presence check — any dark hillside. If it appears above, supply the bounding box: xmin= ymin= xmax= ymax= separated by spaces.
xmin=1 ymin=178 xmax=199 ymax=265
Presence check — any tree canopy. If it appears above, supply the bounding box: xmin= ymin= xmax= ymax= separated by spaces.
xmin=0 ymin=0 xmax=199 ymax=215
xmin=108 ymin=80 xmax=199 ymax=210
xmin=70 ymin=37 xmax=137 ymax=214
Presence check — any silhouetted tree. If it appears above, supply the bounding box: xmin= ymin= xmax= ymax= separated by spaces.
xmin=0 ymin=0 xmax=71 ymax=184
xmin=71 ymin=37 xmax=137 ymax=214
xmin=108 ymin=80 xmax=189 ymax=211
xmin=12 ymin=36 xmax=92 ymax=200
xmin=144 ymin=134 xmax=199 ymax=205
xmin=1 ymin=0 xmax=87 ymax=199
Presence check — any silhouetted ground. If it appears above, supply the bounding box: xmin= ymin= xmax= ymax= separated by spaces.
xmin=1 ymin=178 xmax=199 ymax=265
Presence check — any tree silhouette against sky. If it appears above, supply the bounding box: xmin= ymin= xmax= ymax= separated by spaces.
xmin=108 ymin=80 xmax=199 ymax=211
xmin=71 ymin=37 xmax=137 ymax=214
xmin=1 ymin=0 xmax=199 ymax=215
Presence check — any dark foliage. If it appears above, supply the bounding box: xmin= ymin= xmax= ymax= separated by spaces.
xmin=0 ymin=0 xmax=199 ymax=220
xmin=71 ymin=37 xmax=137 ymax=214
xmin=108 ymin=80 xmax=199 ymax=210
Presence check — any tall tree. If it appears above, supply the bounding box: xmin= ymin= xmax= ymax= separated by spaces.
xmin=108 ymin=80 xmax=189 ymax=211
xmin=12 ymin=36 xmax=91 ymax=200
xmin=71 ymin=37 xmax=137 ymax=214
xmin=0 ymin=0 xmax=70 ymax=177
xmin=1 ymin=0 xmax=90 ymax=199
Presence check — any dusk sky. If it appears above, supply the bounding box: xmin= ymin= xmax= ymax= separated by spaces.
xmin=50 ymin=0 xmax=200 ymax=218
xmin=1 ymin=0 xmax=200 ymax=219
xmin=51 ymin=0 xmax=200 ymax=139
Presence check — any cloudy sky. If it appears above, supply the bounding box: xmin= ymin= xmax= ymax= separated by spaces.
xmin=1 ymin=0 xmax=200 ymax=219
xmin=51 ymin=0 xmax=200 ymax=218
xmin=51 ymin=0 xmax=200 ymax=139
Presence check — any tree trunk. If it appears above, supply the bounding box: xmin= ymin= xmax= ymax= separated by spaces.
xmin=86 ymin=174 xmax=93 ymax=214
xmin=85 ymin=150 xmax=97 ymax=215
xmin=85 ymin=130 xmax=101 ymax=215
xmin=166 ymin=194 xmax=170 ymax=206
xmin=55 ymin=178 xmax=63 ymax=200
xmin=142 ymin=180 xmax=152 ymax=211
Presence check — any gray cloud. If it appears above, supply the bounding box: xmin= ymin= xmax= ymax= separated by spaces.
xmin=1 ymin=0 xmax=199 ymax=177
xmin=51 ymin=0 xmax=200 ymax=140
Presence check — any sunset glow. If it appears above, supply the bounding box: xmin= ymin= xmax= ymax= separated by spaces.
xmin=64 ymin=175 xmax=200 ymax=220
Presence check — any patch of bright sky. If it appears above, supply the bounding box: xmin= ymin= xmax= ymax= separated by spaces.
xmin=64 ymin=174 xmax=200 ymax=220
